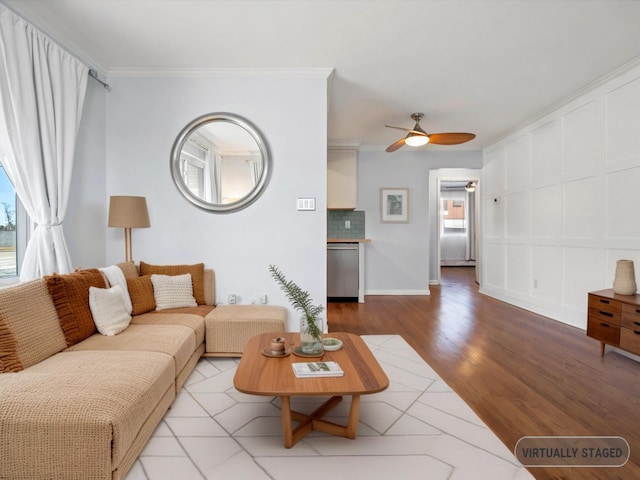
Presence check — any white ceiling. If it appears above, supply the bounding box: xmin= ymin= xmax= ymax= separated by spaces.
xmin=5 ymin=0 xmax=640 ymax=151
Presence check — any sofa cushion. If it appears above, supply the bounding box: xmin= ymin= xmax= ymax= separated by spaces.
xmin=132 ymin=311 xmax=208 ymax=345
xmin=127 ymin=275 xmax=156 ymax=315
xmin=0 ymin=279 xmax=67 ymax=372
xmin=44 ymin=269 xmax=106 ymax=346
xmin=89 ymin=285 xmax=132 ymax=336
xmin=1 ymin=350 xmax=174 ymax=477
xmin=150 ymin=273 xmax=197 ymax=310
xmin=140 ymin=261 xmax=206 ymax=305
xmin=65 ymin=324 xmax=197 ymax=379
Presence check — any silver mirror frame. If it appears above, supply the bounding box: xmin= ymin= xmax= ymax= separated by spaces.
xmin=170 ymin=112 xmax=272 ymax=213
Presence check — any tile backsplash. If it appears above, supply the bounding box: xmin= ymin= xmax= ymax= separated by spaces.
xmin=327 ymin=210 xmax=365 ymax=238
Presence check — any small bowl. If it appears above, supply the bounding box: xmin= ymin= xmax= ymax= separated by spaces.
xmin=322 ymin=337 xmax=343 ymax=351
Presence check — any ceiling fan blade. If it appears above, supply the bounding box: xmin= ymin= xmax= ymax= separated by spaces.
xmin=385 ymin=137 xmax=406 ymax=152
xmin=427 ymin=132 xmax=476 ymax=145
xmin=385 ymin=125 xmax=426 ymax=135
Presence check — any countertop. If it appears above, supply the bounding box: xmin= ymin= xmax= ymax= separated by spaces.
xmin=327 ymin=238 xmax=372 ymax=243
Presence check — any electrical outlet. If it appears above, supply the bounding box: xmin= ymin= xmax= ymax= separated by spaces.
xmin=345 ymin=220 xmax=351 ymax=229
xmin=260 ymin=294 xmax=268 ymax=304
xmin=228 ymin=294 xmax=237 ymax=304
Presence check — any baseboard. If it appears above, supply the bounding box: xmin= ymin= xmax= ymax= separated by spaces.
xmin=365 ymin=289 xmax=431 ymax=296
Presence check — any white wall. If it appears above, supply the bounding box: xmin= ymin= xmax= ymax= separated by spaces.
xmin=481 ymin=62 xmax=640 ymax=329
xmin=99 ymin=72 xmax=329 ymax=331
xmin=65 ymin=79 xmax=108 ymax=270
xmin=357 ymin=149 xmax=482 ymax=294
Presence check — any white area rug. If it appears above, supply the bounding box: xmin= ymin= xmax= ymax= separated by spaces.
xmin=125 ymin=335 xmax=533 ymax=480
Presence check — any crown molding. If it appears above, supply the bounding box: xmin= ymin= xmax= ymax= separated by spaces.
xmin=108 ymin=67 xmax=334 ymax=79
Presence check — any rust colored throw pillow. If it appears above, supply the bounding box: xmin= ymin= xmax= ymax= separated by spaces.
xmin=139 ymin=261 xmax=205 ymax=305
xmin=44 ymin=269 xmax=106 ymax=346
xmin=126 ymin=275 xmax=156 ymax=315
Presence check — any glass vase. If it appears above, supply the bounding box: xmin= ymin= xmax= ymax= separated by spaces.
xmin=300 ymin=314 xmax=324 ymax=355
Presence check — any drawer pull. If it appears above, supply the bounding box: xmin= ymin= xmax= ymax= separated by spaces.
xmin=635 ymin=330 xmax=640 ymax=336
xmin=599 ymin=299 xmax=610 ymax=304
xmin=634 ymin=321 xmax=640 ymax=327
xmin=600 ymin=323 xmax=609 ymax=327
xmin=636 ymin=309 xmax=640 ymax=314
xmin=599 ymin=311 xmax=614 ymax=318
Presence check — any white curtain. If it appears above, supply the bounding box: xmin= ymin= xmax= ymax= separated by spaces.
xmin=0 ymin=5 xmax=88 ymax=280
xmin=465 ymin=190 xmax=476 ymax=261
xmin=249 ymin=155 xmax=262 ymax=186
xmin=204 ymin=149 xmax=221 ymax=204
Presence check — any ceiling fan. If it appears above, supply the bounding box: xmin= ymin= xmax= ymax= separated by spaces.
xmin=385 ymin=113 xmax=476 ymax=152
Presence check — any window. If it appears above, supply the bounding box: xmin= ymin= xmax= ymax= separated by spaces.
xmin=0 ymin=165 xmax=17 ymax=277
xmin=0 ymin=165 xmax=28 ymax=281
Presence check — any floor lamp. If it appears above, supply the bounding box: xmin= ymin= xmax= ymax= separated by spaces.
xmin=108 ymin=196 xmax=150 ymax=262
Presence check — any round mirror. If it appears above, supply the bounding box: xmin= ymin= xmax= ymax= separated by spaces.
xmin=170 ymin=112 xmax=271 ymax=213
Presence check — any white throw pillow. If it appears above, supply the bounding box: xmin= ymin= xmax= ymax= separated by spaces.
xmin=89 ymin=285 xmax=132 ymax=336
xmin=150 ymin=273 xmax=197 ymax=310
xmin=99 ymin=264 xmax=133 ymax=314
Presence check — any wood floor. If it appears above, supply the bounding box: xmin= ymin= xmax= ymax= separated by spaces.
xmin=327 ymin=267 xmax=640 ymax=480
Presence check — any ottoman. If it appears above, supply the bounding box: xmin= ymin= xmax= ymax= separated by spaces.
xmin=204 ymin=305 xmax=287 ymax=356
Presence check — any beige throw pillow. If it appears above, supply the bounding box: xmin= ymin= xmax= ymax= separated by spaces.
xmin=150 ymin=273 xmax=197 ymax=310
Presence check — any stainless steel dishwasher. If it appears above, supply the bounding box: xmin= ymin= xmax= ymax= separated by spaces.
xmin=327 ymin=243 xmax=359 ymax=301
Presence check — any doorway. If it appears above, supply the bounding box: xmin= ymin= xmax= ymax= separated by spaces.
xmin=439 ymin=181 xmax=476 ymax=267
xmin=428 ymin=168 xmax=480 ymax=286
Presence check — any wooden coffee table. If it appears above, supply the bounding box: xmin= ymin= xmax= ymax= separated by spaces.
xmin=233 ymin=332 xmax=389 ymax=448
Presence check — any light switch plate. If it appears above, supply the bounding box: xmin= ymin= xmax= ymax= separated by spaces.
xmin=297 ymin=197 xmax=316 ymax=211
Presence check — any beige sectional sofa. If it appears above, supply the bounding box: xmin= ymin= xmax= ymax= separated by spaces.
xmin=0 ymin=261 xmax=285 ymax=480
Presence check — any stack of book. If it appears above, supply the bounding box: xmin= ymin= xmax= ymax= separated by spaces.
xmin=291 ymin=361 xmax=344 ymax=378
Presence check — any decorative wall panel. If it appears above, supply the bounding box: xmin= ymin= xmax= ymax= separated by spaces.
xmin=563 ymin=247 xmax=601 ymax=315
xmin=505 ymin=191 xmax=529 ymax=238
xmin=484 ymin=242 xmax=505 ymax=289
xmin=482 ymin=63 xmax=640 ymax=330
xmin=505 ymin=135 xmax=530 ymax=189
xmin=484 ymin=147 xmax=505 ymax=193
xmin=605 ymin=76 xmax=640 ymax=164
xmin=562 ymin=176 xmax=598 ymax=239
xmin=531 ymin=185 xmax=561 ymax=239
xmin=562 ymin=100 xmax=599 ymax=175
xmin=506 ymin=243 xmax=530 ymax=295
xmin=605 ymin=166 xmax=640 ymax=239
xmin=531 ymin=245 xmax=562 ymax=304
xmin=531 ymin=119 xmax=561 ymax=184
xmin=484 ymin=195 xmax=504 ymax=238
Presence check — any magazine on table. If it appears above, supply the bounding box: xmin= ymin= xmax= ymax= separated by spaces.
xmin=291 ymin=361 xmax=344 ymax=378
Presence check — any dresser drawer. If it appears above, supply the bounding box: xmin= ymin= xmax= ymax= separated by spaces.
xmin=588 ymin=295 xmax=621 ymax=324
xmin=621 ymin=303 xmax=640 ymax=330
xmin=587 ymin=317 xmax=620 ymax=346
xmin=620 ymin=327 xmax=640 ymax=356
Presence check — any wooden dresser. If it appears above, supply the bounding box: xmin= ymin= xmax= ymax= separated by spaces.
xmin=587 ymin=289 xmax=640 ymax=356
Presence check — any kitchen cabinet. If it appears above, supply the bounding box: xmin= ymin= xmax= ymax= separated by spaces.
xmin=327 ymin=149 xmax=357 ymax=209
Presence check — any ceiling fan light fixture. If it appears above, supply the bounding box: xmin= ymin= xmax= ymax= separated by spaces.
xmin=405 ymin=134 xmax=429 ymax=147
xmin=465 ymin=182 xmax=476 ymax=192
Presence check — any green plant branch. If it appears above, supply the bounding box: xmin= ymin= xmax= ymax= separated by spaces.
xmin=269 ymin=264 xmax=324 ymax=340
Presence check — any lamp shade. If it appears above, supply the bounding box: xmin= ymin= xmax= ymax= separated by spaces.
xmin=108 ymin=196 xmax=150 ymax=228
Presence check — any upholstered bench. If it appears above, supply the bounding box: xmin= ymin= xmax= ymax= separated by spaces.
xmin=203 ymin=305 xmax=287 ymax=356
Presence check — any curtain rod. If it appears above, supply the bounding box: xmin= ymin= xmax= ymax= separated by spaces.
xmin=88 ymin=69 xmax=110 ymax=90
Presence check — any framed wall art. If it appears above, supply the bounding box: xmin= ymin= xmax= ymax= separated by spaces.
xmin=380 ymin=188 xmax=409 ymax=223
